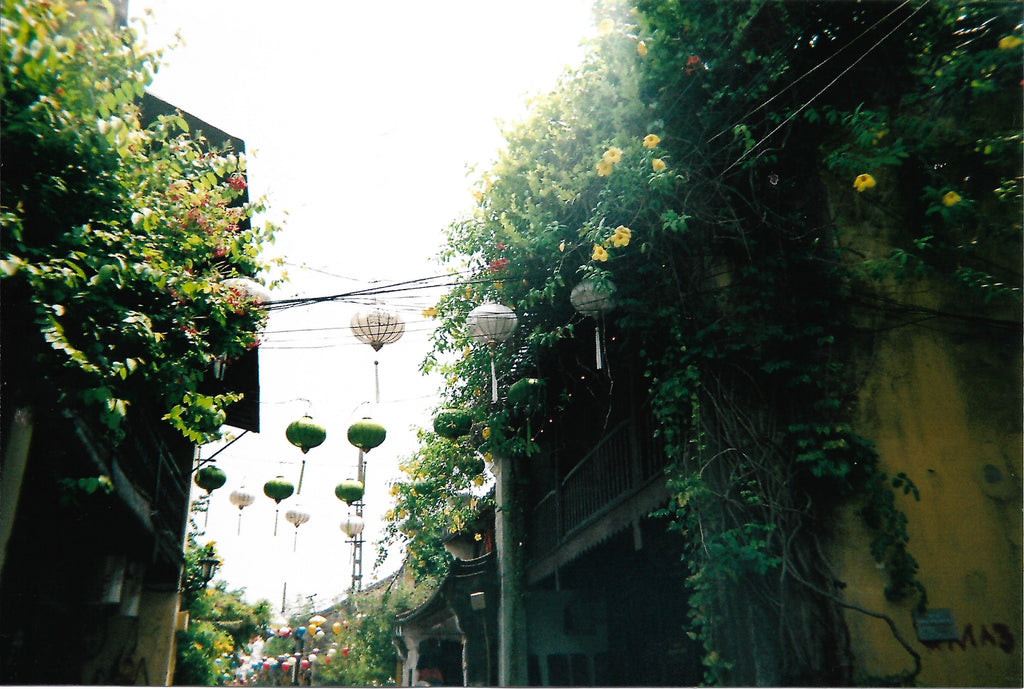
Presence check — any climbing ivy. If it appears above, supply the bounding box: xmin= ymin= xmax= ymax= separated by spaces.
xmin=388 ymin=0 xmax=1020 ymax=684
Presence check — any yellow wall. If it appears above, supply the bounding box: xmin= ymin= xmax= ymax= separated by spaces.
xmin=835 ymin=283 xmax=1022 ymax=685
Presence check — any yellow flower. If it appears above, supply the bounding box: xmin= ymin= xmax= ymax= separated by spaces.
xmin=473 ymin=532 xmax=483 ymax=541
xmin=472 ymin=191 xmax=483 ymax=203
xmin=464 ymin=286 xmax=473 ymax=298
xmin=652 ymin=158 xmax=666 ymax=172
xmin=603 ymin=146 xmax=623 ymax=163
xmin=558 ymin=240 xmax=566 ymax=252
xmin=598 ymin=18 xmax=614 ymax=36
xmin=385 ymin=509 xmax=395 ymax=521
xmin=389 ymin=484 xmax=400 ymax=496
xmin=592 ymin=244 xmax=609 ymax=262
xmin=998 ymin=36 xmax=1023 ymax=50
xmin=493 ymin=281 xmax=503 ymax=290
xmin=637 ymin=40 xmax=647 ymax=57
xmin=853 ymin=174 xmax=876 ymax=192
xmin=642 ymin=134 xmax=661 ymax=149
xmin=610 ymin=225 xmax=632 ymax=247
xmin=942 ymin=191 xmax=962 ymax=207
xmin=596 ymin=159 xmax=613 ymax=177
xmin=473 ymin=475 xmax=484 ymax=486
xmin=481 ymin=426 xmax=491 ymax=440
xmin=421 ymin=306 xmax=438 ymax=318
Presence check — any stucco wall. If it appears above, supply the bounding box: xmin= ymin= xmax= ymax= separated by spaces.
xmin=833 ymin=255 xmax=1022 ymax=684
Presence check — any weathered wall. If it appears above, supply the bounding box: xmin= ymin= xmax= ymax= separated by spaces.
xmin=831 ymin=201 xmax=1023 ymax=685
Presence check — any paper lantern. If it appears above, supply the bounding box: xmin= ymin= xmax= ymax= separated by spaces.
xmin=285 ymin=505 xmax=311 ymax=552
xmin=571 ymin=278 xmax=616 ymax=369
xmin=285 ymin=416 xmax=327 ymax=454
xmin=340 ymin=514 xmax=365 ymax=538
xmin=264 ymin=477 xmax=295 ymax=536
xmin=350 ymin=305 xmax=405 ymax=351
xmin=467 ymin=303 xmax=518 ymax=402
xmin=221 ymin=277 xmax=272 ymax=305
xmin=195 ymin=466 xmax=227 ymax=494
xmin=229 ymin=486 xmax=256 ymax=536
xmin=347 ymin=417 xmax=386 ymax=452
xmin=334 ymin=479 xmax=365 ymax=505
xmin=433 ymin=408 xmax=473 ymax=440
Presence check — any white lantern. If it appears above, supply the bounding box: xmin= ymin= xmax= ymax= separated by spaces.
xmin=229 ymin=486 xmax=256 ymax=536
xmin=467 ymin=303 xmax=518 ymax=402
xmin=285 ymin=506 xmax=311 ymax=552
xmin=351 ymin=305 xmax=405 ymax=402
xmin=340 ymin=514 xmax=365 ymax=538
xmin=221 ymin=277 xmax=272 ymax=305
xmin=350 ymin=305 xmax=405 ymax=351
xmin=571 ymin=279 xmax=617 ymax=369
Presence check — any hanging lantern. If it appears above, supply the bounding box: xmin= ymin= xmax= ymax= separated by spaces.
xmin=340 ymin=514 xmax=365 ymax=539
xmin=334 ymin=479 xmax=365 ymax=506
xmin=332 ymin=622 xmax=342 ymax=635
xmin=432 ymin=408 xmax=473 ymax=440
xmin=508 ymin=378 xmax=544 ymax=408
xmin=571 ymin=278 xmax=616 ymax=369
xmin=220 ymin=277 xmax=273 ymax=305
xmin=195 ymin=466 xmax=227 ymax=494
xmin=229 ymin=486 xmax=256 ymax=536
xmin=285 ymin=415 xmax=326 ymax=493
xmin=351 ymin=305 xmax=405 ymax=403
xmin=310 ymin=614 xmax=328 ymax=627
xmin=347 ymin=417 xmax=386 ymax=453
xmin=467 ymin=302 xmax=518 ymax=402
xmin=285 ymin=505 xmax=310 ymax=552
xmin=285 ymin=416 xmax=327 ymax=454
xmin=264 ymin=477 xmax=295 ymax=536
xmin=350 ymin=305 xmax=405 ymax=352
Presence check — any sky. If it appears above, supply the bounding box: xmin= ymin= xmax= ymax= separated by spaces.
xmin=128 ymin=1 xmax=597 ymax=613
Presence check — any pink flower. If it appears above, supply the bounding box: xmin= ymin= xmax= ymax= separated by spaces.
xmin=228 ymin=174 xmax=247 ymax=191
xmin=488 ymin=258 xmax=510 ymax=273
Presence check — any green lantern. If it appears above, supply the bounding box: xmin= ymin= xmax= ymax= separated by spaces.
xmin=347 ymin=417 xmax=386 ymax=453
xmin=285 ymin=415 xmax=327 ymax=454
xmin=263 ymin=476 xmax=295 ymax=537
xmin=195 ymin=466 xmax=227 ymax=494
xmin=263 ymin=476 xmax=295 ymax=503
xmin=334 ymin=479 xmax=365 ymax=506
xmin=508 ymin=377 xmax=544 ymax=407
xmin=433 ymin=408 xmax=473 ymax=440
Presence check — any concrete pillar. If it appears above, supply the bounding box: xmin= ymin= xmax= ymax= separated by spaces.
xmin=495 ymin=453 xmax=526 ymax=686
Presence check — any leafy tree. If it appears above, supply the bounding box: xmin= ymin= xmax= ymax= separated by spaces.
xmin=175 ymin=536 xmax=273 ymax=686
xmin=1 ymin=0 xmax=280 ymax=445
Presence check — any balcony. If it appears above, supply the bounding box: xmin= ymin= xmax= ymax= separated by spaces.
xmin=525 ymin=412 xmax=672 ymax=585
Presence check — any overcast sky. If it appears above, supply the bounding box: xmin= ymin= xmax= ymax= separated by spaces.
xmin=129 ymin=0 xmax=596 ymax=612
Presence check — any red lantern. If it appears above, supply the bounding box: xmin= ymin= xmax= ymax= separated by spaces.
xmin=342 ymin=646 xmax=350 ymax=657
xmin=300 ymin=659 xmax=310 ymax=669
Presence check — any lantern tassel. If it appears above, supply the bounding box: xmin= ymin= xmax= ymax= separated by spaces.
xmin=273 ymin=507 xmax=280 ymax=537
xmin=293 ymin=528 xmax=299 ymax=553
xmin=237 ymin=510 xmax=243 ymax=537
xmin=297 ymin=458 xmax=306 ymax=494
xmin=490 ymin=354 xmax=498 ymax=403
xmin=594 ymin=323 xmax=603 ymax=370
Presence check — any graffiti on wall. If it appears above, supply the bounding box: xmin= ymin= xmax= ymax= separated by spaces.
xmin=921 ymin=623 xmax=1015 ymax=654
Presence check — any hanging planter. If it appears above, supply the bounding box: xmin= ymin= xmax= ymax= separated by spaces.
xmin=433 ymin=408 xmax=473 ymax=440
xmin=347 ymin=417 xmax=386 ymax=453
xmin=263 ymin=476 xmax=295 ymax=536
xmin=334 ymin=479 xmax=365 ymax=505
xmin=195 ymin=466 xmax=227 ymax=494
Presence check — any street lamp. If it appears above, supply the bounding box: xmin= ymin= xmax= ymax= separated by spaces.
xmin=198 ymin=549 xmax=220 ymax=587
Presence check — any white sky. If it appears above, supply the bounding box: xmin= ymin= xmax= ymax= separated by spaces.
xmin=129 ymin=1 xmax=596 ymax=612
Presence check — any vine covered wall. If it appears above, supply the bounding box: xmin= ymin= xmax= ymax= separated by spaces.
xmin=382 ymin=0 xmax=1021 ymax=685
